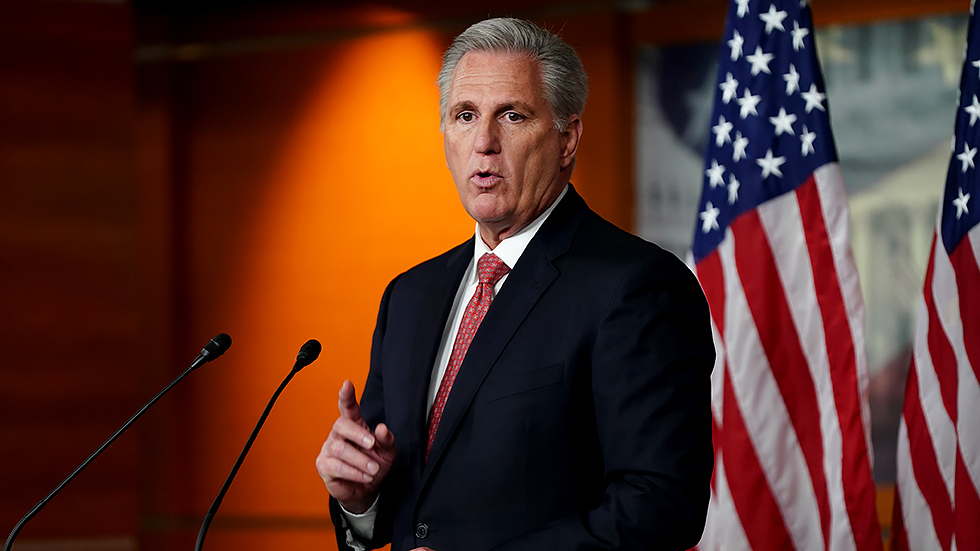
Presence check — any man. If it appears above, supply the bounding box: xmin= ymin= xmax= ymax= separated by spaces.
xmin=316 ymin=17 xmax=714 ymax=551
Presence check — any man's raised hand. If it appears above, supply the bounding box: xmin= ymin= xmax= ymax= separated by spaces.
xmin=316 ymin=380 xmax=396 ymax=513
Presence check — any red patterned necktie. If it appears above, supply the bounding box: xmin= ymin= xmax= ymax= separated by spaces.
xmin=426 ymin=252 xmax=510 ymax=459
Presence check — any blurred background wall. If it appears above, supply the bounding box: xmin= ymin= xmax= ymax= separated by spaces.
xmin=0 ymin=0 xmax=967 ymax=550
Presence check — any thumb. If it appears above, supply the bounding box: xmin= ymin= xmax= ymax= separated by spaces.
xmin=374 ymin=423 xmax=397 ymax=457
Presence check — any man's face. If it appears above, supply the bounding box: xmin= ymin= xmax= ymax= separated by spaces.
xmin=442 ymin=51 xmax=581 ymax=247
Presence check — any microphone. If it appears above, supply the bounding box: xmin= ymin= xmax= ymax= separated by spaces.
xmin=3 ymin=333 xmax=232 ymax=551
xmin=195 ymin=339 xmax=321 ymax=551
xmin=191 ymin=333 xmax=233 ymax=370
xmin=294 ymin=339 xmax=321 ymax=370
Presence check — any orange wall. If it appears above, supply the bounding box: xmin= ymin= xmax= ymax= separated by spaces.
xmin=184 ymin=25 xmax=463 ymax=521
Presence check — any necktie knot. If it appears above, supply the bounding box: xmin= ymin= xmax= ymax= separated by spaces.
xmin=477 ymin=253 xmax=510 ymax=287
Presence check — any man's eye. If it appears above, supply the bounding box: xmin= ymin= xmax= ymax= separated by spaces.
xmin=504 ymin=112 xmax=525 ymax=122
xmin=458 ymin=112 xmax=475 ymax=122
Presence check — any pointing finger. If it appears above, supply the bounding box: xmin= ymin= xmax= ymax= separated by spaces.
xmin=338 ymin=380 xmax=364 ymax=424
xmin=332 ymin=416 xmax=376 ymax=450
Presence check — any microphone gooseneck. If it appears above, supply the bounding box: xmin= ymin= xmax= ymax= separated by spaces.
xmin=195 ymin=339 xmax=321 ymax=551
xmin=3 ymin=334 xmax=232 ymax=551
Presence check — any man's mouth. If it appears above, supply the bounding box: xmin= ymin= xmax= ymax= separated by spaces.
xmin=472 ymin=171 xmax=501 ymax=187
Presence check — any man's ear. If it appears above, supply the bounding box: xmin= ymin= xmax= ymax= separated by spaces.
xmin=559 ymin=115 xmax=582 ymax=170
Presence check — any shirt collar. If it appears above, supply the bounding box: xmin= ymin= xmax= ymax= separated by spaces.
xmin=472 ymin=184 xmax=569 ymax=271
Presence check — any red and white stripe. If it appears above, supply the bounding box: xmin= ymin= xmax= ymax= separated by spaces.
xmin=891 ymin=219 xmax=980 ymax=551
xmin=695 ymin=163 xmax=882 ymax=551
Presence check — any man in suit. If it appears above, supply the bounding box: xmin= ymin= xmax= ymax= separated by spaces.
xmin=316 ymin=17 xmax=715 ymax=551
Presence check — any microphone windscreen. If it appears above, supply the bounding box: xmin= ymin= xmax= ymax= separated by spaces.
xmin=294 ymin=339 xmax=321 ymax=370
xmin=203 ymin=333 xmax=232 ymax=360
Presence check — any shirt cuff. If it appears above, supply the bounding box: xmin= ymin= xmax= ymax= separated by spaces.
xmin=339 ymin=494 xmax=379 ymax=542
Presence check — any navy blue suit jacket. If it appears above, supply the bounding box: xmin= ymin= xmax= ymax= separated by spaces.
xmin=330 ymin=186 xmax=715 ymax=550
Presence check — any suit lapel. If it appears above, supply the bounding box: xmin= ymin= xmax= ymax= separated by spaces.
xmin=420 ymin=186 xmax=590 ymax=484
xmin=402 ymin=239 xmax=472 ymax=464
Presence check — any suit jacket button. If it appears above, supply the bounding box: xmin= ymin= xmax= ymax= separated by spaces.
xmin=415 ymin=523 xmax=429 ymax=539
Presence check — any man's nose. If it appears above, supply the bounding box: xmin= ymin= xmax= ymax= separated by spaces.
xmin=474 ymin=118 xmax=501 ymax=155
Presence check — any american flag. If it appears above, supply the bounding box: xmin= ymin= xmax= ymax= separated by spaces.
xmin=891 ymin=6 xmax=980 ymax=551
xmin=691 ymin=1 xmax=882 ymax=550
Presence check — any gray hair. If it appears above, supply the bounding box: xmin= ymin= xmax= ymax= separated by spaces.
xmin=438 ymin=18 xmax=588 ymax=132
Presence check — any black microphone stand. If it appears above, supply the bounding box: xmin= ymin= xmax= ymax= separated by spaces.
xmin=194 ymin=339 xmax=320 ymax=551
xmin=3 ymin=334 xmax=231 ymax=551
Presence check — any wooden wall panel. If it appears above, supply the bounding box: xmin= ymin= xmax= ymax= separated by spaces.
xmin=0 ymin=0 xmax=139 ymax=544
